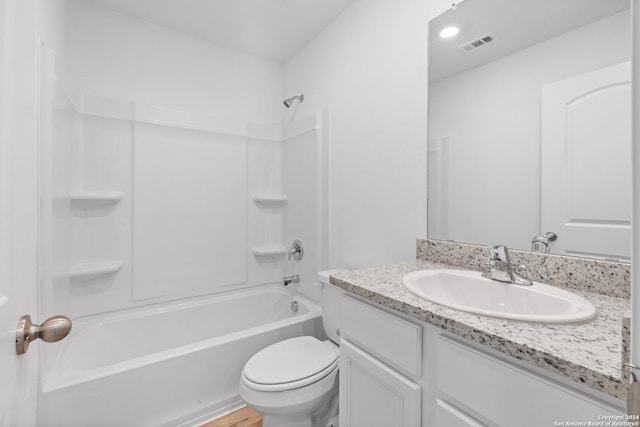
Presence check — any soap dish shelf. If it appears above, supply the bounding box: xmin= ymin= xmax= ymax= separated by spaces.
xmin=252 ymin=194 xmax=287 ymax=207
xmin=69 ymin=260 xmax=124 ymax=280
xmin=251 ymin=246 xmax=287 ymax=257
xmin=70 ymin=191 xmax=124 ymax=205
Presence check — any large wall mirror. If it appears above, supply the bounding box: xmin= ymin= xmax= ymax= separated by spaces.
xmin=427 ymin=0 xmax=632 ymax=261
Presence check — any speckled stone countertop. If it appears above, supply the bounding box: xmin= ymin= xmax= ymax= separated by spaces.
xmin=330 ymin=259 xmax=630 ymax=400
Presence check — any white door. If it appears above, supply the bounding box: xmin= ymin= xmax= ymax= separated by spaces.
xmin=0 ymin=0 xmax=45 ymax=425
xmin=339 ymin=340 xmax=421 ymax=427
xmin=541 ymin=62 xmax=631 ymax=260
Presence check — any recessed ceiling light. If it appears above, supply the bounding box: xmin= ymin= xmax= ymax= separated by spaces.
xmin=439 ymin=26 xmax=460 ymax=39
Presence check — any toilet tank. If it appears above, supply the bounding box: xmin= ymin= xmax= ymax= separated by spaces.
xmin=318 ymin=269 xmax=348 ymax=344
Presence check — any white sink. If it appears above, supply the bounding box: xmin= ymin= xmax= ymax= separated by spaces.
xmin=402 ymin=269 xmax=597 ymax=324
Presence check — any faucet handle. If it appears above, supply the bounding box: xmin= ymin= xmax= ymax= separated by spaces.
xmin=488 ymin=243 xmax=510 ymax=262
xmin=484 ymin=243 xmax=533 ymax=286
xmin=288 ymin=240 xmax=304 ymax=261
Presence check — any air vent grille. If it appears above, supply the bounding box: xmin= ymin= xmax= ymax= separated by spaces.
xmin=459 ymin=33 xmax=495 ymax=52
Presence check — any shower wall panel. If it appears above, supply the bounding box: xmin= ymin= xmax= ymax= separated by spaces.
xmin=132 ymin=124 xmax=247 ymax=300
xmin=67 ymin=113 xmax=132 ymax=317
xmin=70 ymin=115 xmax=131 ymax=267
xmin=281 ymin=111 xmax=330 ymax=301
xmin=247 ymin=130 xmax=286 ymax=286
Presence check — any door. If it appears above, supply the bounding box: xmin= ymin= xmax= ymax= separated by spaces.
xmin=0 ymin=0 xmax=44 ymax=425
xmin=339 ymin=340 xmax=421 ymax=427
xmin=541 ymin=62 xmax=631 ymax=260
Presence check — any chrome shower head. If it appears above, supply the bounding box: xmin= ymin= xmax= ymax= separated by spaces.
xmin=283 ymin=94 xmax=304 ymax=108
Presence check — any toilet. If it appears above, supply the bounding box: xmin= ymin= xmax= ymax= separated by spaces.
xmin=239 ymin=269 xmax=346 ymax=427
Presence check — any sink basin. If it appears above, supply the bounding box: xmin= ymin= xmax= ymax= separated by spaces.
xmin=402 ymin=269 xmax=597 ymax=324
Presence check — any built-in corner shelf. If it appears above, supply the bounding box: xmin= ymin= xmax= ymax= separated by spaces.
xmin=251 ymin=246 xmax=287 ymax=258
xmin=69 ymin=260 xmax=124 ymax=280
xmin=252 ymin=194 xmax=287 ymax=207
xmin=70 ymin=191 xmax=124 ymax=205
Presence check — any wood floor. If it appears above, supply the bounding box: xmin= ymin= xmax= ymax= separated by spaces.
xmin=201 ymin=406 xmax=263 ymax=427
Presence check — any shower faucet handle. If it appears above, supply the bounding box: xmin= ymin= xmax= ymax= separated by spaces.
xmin=288 ymin=240 xmax=304 ymax=261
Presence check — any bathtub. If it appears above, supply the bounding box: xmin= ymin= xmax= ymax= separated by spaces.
xmin=37 ymin=284 xmax=324 ymax=427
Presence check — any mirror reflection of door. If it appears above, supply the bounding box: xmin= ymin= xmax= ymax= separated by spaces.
xmin=541 ymin=62 xmax=631 ymax=261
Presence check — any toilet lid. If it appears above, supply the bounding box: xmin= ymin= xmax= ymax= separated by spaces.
xmin=243 ymin=336 xmax=338 ymax=388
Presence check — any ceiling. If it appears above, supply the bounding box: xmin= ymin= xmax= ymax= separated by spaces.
xmin=85 ymin=0 xmax=354 ymax=64
xmin=429 ymin=0 xmax=630 ymax=83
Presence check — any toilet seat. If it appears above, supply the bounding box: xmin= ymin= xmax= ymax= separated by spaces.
xmin=241 ymin=336 xmax=339 ymax=392
xmin=242 ymin=359 xmax=338 ymax=392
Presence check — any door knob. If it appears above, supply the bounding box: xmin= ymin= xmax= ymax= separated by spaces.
xmin=16 ymin=314 xmax=72 ymax=355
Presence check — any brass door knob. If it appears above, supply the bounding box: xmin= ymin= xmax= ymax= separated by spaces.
xmin=16 ymin=314 xmax=72 ymax=355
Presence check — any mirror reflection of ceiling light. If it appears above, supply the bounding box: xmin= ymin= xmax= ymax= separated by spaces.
xmin=439 ymin=26 xmax=460 ymax=39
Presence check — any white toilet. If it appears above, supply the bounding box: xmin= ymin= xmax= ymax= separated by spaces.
xmin=239 ymin=269 xmax=346 ymax=427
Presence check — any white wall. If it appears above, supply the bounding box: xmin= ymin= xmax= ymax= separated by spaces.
xmin=429 ymin=10 xmax=631 ymax=250
xmin=283 ymin=0 xmax=450 ymax=269
xmin=67 ymin=0 xmax=283 ymax=125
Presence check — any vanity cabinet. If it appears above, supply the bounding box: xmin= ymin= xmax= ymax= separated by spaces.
xmin=338 ymin=294 xmax=624 ymax=427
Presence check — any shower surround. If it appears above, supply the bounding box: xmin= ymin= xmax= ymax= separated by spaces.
xmin=39 ymin=53 xmax=328 ymax=424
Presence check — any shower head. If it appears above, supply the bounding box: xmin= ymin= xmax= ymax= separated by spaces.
xmin=283 ymin=94 xmax=304 ymax=108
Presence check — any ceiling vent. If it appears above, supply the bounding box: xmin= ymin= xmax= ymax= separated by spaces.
xmin=459 ymin=33 xmax=495 ymax=52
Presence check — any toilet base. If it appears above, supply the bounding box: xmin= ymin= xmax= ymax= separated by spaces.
xmin=262 ymin=388 xmax=338 ymax=427
xmin=263 ymin=414 xmax=312 ymax=427
xmin=245 ymin=377 xmax=339 ymax=427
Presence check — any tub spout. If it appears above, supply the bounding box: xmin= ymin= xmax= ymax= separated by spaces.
xmin=283 ymin=275 xmax=300 ymax=286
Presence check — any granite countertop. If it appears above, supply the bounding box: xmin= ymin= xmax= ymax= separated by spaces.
xmin=330 ymin=259 xmax=630 ymax=400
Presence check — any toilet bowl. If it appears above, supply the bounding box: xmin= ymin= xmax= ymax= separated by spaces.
xmin=239 ymin=270 xmax=346 ymax=427
xmin=239 ymin=337 xmax=339 ymax=427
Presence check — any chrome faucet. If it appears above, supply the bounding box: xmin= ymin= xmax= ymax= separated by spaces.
xmin=283 ymin=275 xmax=300 ymax=286
xmin=481 ymin=244 xmax=532 ymax=286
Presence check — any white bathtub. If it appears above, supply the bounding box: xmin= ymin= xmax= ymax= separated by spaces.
xmin=37 ymin=284 xmax=324 ymax=427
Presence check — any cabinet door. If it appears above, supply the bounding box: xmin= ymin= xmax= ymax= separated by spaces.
xmin=437 ymin=336 xmax=622 ymax=426
xmin=436 ymin=399 xmax=486 ymax=427
xmin=340 ymin=339 xmax=421 ymax=427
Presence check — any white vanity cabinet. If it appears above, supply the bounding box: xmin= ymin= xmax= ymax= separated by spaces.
xmin=338 ymin=294 xmax=625 ymax=427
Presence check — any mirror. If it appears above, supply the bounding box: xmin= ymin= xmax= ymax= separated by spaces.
xmin=427 ymin=0 xmax=632 ymax=261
